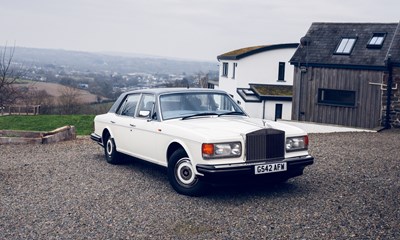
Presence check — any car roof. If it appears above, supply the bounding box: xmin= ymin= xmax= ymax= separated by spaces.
xmin=125 ymin=88 xmax=227 ymax=95
xmin=108 ymin=88 xmax=229 ymax=114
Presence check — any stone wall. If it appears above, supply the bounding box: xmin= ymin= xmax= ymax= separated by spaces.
xmin=0 ymin=126 xmax=76 ymax=145
xmin=381 ymin=67 xmax=400 ymax=128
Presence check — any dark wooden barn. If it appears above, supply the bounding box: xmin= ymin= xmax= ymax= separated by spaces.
xmin=290 ymin=22 xmax=400 ymax=129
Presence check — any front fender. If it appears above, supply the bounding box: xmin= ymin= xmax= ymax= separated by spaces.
xmin=167 ymin=138 xmax=203 ymax=175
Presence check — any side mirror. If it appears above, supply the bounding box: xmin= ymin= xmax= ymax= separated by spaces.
xmin=139 ymin=110 xmax=150 ymax=118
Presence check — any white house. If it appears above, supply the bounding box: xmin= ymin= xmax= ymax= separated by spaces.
xmin=214 ymin=43 xmax=298 ymax=120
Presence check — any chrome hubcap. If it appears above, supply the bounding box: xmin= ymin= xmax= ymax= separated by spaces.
xmin=106 ymin=139 xmax=113 ymax=155
xmin=175 ymin=158 xmax=197 ymax=187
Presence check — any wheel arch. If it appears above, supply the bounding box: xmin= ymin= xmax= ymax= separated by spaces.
xmin=166 ymin=140 xmax=202 ymax=176
xmin=101 ymin=128 xmax=114 ymax=144
xmin=167 ymin=142 xmax=186 ymax=163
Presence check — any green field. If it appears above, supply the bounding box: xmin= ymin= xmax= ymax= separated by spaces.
xmin=0 ymin=115 xmax=95 ymax=136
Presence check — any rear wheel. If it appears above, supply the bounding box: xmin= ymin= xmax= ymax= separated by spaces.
xmin=168 ymin=149 xmax=206 ymax=196
xmin=104 ymin=135 xmax=122 ymax=164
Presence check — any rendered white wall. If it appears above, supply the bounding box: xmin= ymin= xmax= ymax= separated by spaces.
xmin=235 ymin=48 xmax=295 ymax=86
xmin=264 ymin=101 xmax=292 ymax=120
xmin=218 ymin=47 xmax=296 ymax=120
xmin=243 ymin=101 xmax=291 ymax=120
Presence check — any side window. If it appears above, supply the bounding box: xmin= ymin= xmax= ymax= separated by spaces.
xmin=137 ymin=94 xmax=156 ymax=118
xmin=232 ymin=63 xmax=237 ymax=79
xmin=117 ymin=94 xmax=140 ymax=116
xmin=317 ymin=88 xmax=356 ymax=107
xmin=222 ymin=62 xmax=228 ymax=77
xmin=278 ymin=62 xmax=285 ymax=81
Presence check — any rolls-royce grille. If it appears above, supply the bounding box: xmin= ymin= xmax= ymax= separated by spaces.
xmin=246 ymin=128 xmax=285 ymax=162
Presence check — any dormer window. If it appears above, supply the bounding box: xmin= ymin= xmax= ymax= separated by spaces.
xmin=334 ymin=37 xmax=357 ymax=55
xmin=367 ymin=33 xmax=386 ymax=48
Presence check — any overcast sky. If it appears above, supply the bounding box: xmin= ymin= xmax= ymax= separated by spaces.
xmin=1 ymin=0 xmax=399 ymax=61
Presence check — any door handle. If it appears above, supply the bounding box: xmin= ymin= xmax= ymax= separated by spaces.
xmin=110 ymin=121 xmax=116 ymax=124
xmin=130 ymin=124 xmax=136 ymax=127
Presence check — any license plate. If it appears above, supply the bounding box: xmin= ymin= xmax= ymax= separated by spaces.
xmin=254 ymin=162 xmax=287 ymax=175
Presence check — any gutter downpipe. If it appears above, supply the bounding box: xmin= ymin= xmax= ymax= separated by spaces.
xmin=297 ymin=36 xmax=310 ymax=121
xmin=297 ymin=64 xmax=303 ymax=120
xmin=263 ymin=100 xmax=266 ymax=120
xmin=384 ymin=57 xmax=393 ymax=129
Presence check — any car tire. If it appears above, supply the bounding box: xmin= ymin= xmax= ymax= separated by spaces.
xmin=104 ymin=136 xmax=122 ymax=164
xmin=168 ymin=149 xmax=206 ymax=196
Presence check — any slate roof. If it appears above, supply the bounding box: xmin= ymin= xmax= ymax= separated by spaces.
xmin=218 ymin=43 xmax=298 ymax=61
xmin=290 ymin=22 xmax=400 ymax=69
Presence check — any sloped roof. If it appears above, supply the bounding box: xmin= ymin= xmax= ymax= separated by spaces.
xmin=251 ymin=84 xmax=293 ymax=97
xmin=290 ymin=22 xmax=400 ymax=69
xmin=218 ymin=43 xmax=298 ymax=61
xmin=237 ymin=84 xmax=293 ymax=102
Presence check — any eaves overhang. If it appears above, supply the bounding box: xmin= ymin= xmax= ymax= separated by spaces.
xmin=289 ymin=62 xmax=389 ymax=71
xmin=218 ymin=43 xmax=299 ymax=61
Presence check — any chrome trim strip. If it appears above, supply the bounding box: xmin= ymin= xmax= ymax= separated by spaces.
xmin=209 ymin=155 xmax=313 ymax=169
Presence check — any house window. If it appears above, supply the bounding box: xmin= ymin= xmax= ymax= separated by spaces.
xmin=367 ymin=33 xmax=386 ymax=48
xmin=222 ymin=62 xmax=228 ymax=77
xmin=232 ymin=63 xmax=237 ymax=79
xmin=278 ymin=62 xmax=285 ymax=81
xmin=318 ymin=89 xmax=356 ymax=107
xmin=334 ymin=38 xmax=357 ymax=55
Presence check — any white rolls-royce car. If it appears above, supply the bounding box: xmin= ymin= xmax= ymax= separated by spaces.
xmin=91 ymin=88 xmax=314 ymax=196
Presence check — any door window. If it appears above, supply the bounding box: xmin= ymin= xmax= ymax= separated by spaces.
xmin=117 ymin=94 xmax=140 ymax=116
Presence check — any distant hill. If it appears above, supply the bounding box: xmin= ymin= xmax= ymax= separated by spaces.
xmin=16 ymin=82 xmax=104 ymax=104
xmin=9 ymin=47 xmax=218 ymax=75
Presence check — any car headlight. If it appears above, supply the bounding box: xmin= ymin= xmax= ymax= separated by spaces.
xmin=202 ymin=142 xmax=242 ymax=159
xmin=286 ymin=136 xmax=308 ymax=152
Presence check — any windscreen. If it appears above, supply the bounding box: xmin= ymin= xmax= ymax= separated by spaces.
xmin=160 ymin=92 xmax=244 ymax=120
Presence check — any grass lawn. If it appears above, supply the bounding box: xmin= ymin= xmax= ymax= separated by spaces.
xmin=0 ymin=115 xmax=95 ymax=136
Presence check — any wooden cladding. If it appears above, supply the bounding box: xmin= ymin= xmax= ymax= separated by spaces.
xmin=292 ymin=67 xmax=383 ymax=129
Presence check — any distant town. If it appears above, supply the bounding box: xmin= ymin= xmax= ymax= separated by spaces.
xmin=11 ymin=47 xmax=219 ymax=100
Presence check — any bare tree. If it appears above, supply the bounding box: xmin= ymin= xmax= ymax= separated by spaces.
xmin=0 ymin=44 xmax=22 ymax=107
xmin=58 ymin=86 xmax=81 ymax=114
xmin=199 ymin=73 xmax=209 ymax=88
xmin=21 ymin=88 xmax=55 ymax=114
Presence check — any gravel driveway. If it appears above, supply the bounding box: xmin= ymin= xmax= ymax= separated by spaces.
xmin=1 ymin=130 xmax=399 ymax=239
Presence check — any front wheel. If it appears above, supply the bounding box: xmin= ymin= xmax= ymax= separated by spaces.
xmin=168 ymin=149 xmax=206 ymax=196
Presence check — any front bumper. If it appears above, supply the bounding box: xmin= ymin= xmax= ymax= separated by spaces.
xmin=196 ymin=155 xmax=314 ymax=184
xmin=90 ymin=133 xmax=103 ymax=146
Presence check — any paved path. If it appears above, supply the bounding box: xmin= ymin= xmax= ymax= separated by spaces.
xmin=278 ymin=120 xmax=376 ymax=133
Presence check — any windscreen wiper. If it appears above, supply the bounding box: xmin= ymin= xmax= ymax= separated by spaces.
xmin=218 ymin=111 xmax=246 ymax=116
xmin=182 ymin=112 xmax=219 ymax=120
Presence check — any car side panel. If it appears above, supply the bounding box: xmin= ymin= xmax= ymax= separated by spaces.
xmin=108 ymin=115 xmax=135 ymax=153
xmin=126 ymin=119 xmax=169 ymax=166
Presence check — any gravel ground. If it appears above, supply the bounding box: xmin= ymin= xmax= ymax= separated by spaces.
xmin=0 ymin=130 xmax=399 ymax=239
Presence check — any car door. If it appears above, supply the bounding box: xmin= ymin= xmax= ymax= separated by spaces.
xmin=111 ymin=93 xmax=141 ymax=154
xmin=127 ymin=94 xmax=165 ymax=165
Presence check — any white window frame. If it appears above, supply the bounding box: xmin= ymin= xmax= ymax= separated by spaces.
xmin=335 ymin=37 xmax=357 ymax=55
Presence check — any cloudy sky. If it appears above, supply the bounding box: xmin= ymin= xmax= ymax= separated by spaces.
xmin=1 ymin=0 xmax=399 ymax=61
